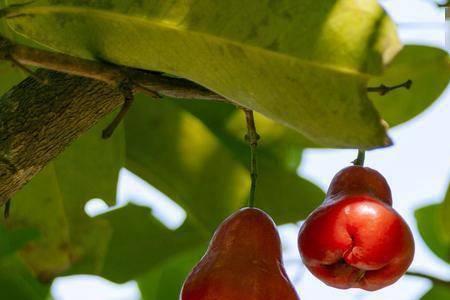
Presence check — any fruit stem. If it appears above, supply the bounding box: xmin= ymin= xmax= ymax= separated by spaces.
xmin=352 ymin=150 xmax=365 ymax=166
xmin=102 ymin=79 xmax=135 ymax=139
xmin=244 ymin=109 xmax=259 ymax=208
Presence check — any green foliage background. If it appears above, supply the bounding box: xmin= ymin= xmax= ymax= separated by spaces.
xmin=0 ymin=0 xmax=448 ymax=299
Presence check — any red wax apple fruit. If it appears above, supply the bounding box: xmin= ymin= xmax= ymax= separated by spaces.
xmin=181 ymin=208 xmax=300 ymax=300
xmin=298 ymin=166 xmax=414 ymax=291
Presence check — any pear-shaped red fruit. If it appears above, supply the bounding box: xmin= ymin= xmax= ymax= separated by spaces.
xmin=181 ymin=208 xmax=300 ymax=300
xmin=298 ymin=166 xmax=414 ymax=291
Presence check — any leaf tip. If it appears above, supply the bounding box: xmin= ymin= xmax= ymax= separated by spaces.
xmin=383 ymin=135 xmax=394 ymax=147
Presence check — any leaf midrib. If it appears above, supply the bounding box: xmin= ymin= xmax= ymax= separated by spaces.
xmin=9 ymin=5 xmax=374 ymax=78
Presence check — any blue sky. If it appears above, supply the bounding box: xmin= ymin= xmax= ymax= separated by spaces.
xmin=51 ymin=1 xmax=450 ymax=299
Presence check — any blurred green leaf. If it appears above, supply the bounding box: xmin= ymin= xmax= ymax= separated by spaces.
xmin=95 ymin=204 xmax=205 ymax=283
xmin=177 ymin=101 xmax=317 ymax=170
xmin=416 ymin=204 xmax=450 ymax=263
xmin=421 ymin=284 xmax=450 ymax=300
xmin=0 ymin=21 xmax=27 ymax=95
xmin=416 ymin=184 xmax=450 ymax=265
xmin=175 ymin=100 xmax=323 ymax=222
xmin=0 ymin=62 xmax=26 ymax=95
xmin=440 ymin=184 xmax=450 ymax=232
xmin=370 ymin=45 xmax=450 ymax=127
xmin=138 ymin=246 xmax=204 ymax=300
xmin=124 ymin=96 xmax=250 ymax=230
xmin=0 ymin=18 xmax=40 ymax=95
xmin=0 ymin=226 xmax=39 ymax=258
xmin=4 ymin=0 xmax=401 ymax=148
xmin=85 ymin=94 xmax=323 ymax=284
xmin=413 ymin=178 xmax=450 ymax=299
xmin=124 ymin=96 xmax=324 ymax=230
xmin=1 ymin=115 xmax=124 ymax=281
xmin=0 ymin=256 xmax=51 ymax=300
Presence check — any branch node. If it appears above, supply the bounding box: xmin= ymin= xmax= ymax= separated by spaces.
xmin=352 ymin=150 xmax=366 ymax=166
xmin=102 ymin=79 xmax=134 ymax=139
xmin=367 ymin=79 xmax=413 ymax=96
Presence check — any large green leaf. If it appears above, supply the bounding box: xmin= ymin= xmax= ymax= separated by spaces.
xmin=3 ymin=0 xmax=401 ymax=148
xmin=370 ymin=45 xmax=450 ymax=127
xmin=0 ymin=115 xmax=124 ymax=281
xmin=0 ymin=216 xmax=50 ymax=300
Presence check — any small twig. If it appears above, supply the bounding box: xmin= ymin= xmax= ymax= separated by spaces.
xmin=244 ymin=109 xmax=259 ymax=208
xmin=4 ymin=199 xmax=10 ymax=219
xmin=8 ymin=55 xmax=47 ymax=84
xmin=102 ymin=80 xmax=135 ymax=139
xmin=352 ymin=150 xmax=365 ymax=166
xmin=406 ymin=271 xmax=450 ymax=288
xmin=133 ymin=82 xmax=161 ymax=99
xmin=367 ymin=79 xmax=412 ymax=96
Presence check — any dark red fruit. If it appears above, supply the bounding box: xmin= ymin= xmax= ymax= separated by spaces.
xmin=181 ymin=208 xmax=300 ymax=300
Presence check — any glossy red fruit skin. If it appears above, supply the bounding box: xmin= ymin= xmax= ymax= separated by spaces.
xmin=326 ymin=166 xmax=392 ymax=205
xmin=298 ymin=166 xmax=414 ymax=291
xmin=181 ymin=208 xmax=300 ymax=300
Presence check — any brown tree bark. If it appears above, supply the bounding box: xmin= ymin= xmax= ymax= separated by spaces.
xmin=0 ymin=70 xmax=123 ymax=204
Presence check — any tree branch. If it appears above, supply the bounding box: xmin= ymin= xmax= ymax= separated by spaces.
xmin=0 ymin=70 xmax=124 ymax=205
xmin=0 ymin=35 xmax=228 ymax=102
